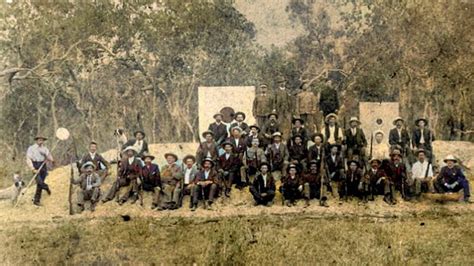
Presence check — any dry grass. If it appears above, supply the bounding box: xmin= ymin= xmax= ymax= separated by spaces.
xmin=1 ymin=210 xmax=473 ymax=265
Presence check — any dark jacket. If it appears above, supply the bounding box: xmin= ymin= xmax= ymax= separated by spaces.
xmin=325 ymin=154 xmax=344 ymax=181
xmin=389 ymin=128 xmax=410 ymax=148
xmin=122 ymin=139 xmax=149 ymax=157
xmin=79 ymin=153 xmax=110 ymax=172
xmin=307 ymin=144 xmax=324 ymax=165
xmin=302 ymin=172 xmax=320 ymax=185
xmin=344 ymin=128 xmax=367 ymax=149
xmin=252 ymin=174 xmax=276 ymax=194
xmin=412 ymin=128 xmax=435 ymax=148
xmin=196 ymin=141 xmax=219 ymax=165
xmin=193 ymin=169 xmax=220 ymax=185
xmin=142 ymin=163 xmax=161 ymax=188
xmin=119 ymin=157 xmax=143 ymax=179
xmin=229 ymin=122 xmax=249 ymax=134
xmin=290 ymin=127 xmax=309 ymax=144
xmin=226 ymin=137 xmax=247 ymax=155
xmin=217 ymin=153 xmax=241 ymax=173
xmin=439 ymin=166 xmax=466 ymax=185
xmin=208 ymin=122 xmax=228 ymax=145
xmin=288 ymin=143 xmax=308 ymax=163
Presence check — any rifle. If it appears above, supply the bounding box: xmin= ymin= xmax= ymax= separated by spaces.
xmin=342 ymin=116 xmax=348 ymax=201
xmin=319 ymin=148 xmax=328 ymax=206
xmin=369 ymin=132 xmax=373 ymax=160
xmin=69 ymin=135 xmax=79 ymax=215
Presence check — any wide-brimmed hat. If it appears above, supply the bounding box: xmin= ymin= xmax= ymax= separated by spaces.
xmin=164 ymin=153 xmax=178 ymax=161
xmin=308 ymin=160 xmax=319 ymax=167
xmin=390 ymin=149 xmax=402 ymax=158
xmin=292 ymin=134 xmax=304 ymax=141
xmin=183 ymin=154 xmax=196 ymax=163
xmin=259 ymin=84 xmax=268 ymax=89
xmin=272 ymin=132 xmax=282 ymax=139
xmin=415 ymin=118 xmax=428 ymax=126
xmin=201 ymin=130 xmax=214 ymax=139
xmin=287 ymin=164 xmax=298 ymax=173
xmin=347 ymin=160 xmax=360 ymax=168
xmin=142 ymin=153 xmax=155 ymax=160
xmin=393 ymin=117 xmax=405 ymax=125
xmin=369 ymin=158 xmax=382 ymax=165
xmin=443 ymin=155 xmax=457 ymax=163
xmin=221 ymin=141 xmax=234 ymax=148
xmin=311 ymin=133 xmax=324 ymax=142
xmin=260 ymin=162 xmax=271 ymax=169
xmin=414 ymin=149 xmax=426 ymax=156
xmin=292 ymin=117 xmax=304 ymax=125
xmin=349 ymin=117 xmax=361 ymax=125
xmin=123 ymin=146 xmax=138 ymax=154
xmin=267 ymin=110 xmax=279 ymax=119
xmin=329 ymin=143 xmax=341 ymax=151
xmin=374 ymin=130 xmax=384 ymax=137
xmin=234 ymin=112 xmax=246 ymax=120
xmin=231 ymin=126 xmax=243 ymax=133
xmin=201 ymin=157 xmax=215 ymax=167
xmin=276 ymin=76 xmax=287 ymax=83
xmin=213 ymin=113 xmax=223 ymax=119
xmin=81 ymin=161 xmax=96 ymax=171
xmin=249 ymin=124 xmax=260 ymax=132
xmin=134 ymin=130 xmax=146 ymax=138
xmin=34 ymin=135 xmax=48 ymax=141
xmin=325 ymin=113 xmax=338 ymax=123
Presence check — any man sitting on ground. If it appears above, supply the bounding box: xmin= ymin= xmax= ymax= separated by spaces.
xmin=435 ymin=155 xmax=470 ymax=203
xmin=249 ymin=162 xmax=275 ymax=206
xmin=192 ymin=158 xmax=220 ymax=211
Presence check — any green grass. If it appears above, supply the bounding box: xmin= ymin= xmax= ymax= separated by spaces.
xmin=2 ymin=210 xmax=473 ymax=265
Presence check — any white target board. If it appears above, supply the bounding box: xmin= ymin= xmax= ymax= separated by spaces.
xmin=359 ymin=102 xmax=399 ymax=144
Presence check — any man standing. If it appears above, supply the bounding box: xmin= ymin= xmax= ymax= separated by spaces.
xmin=288 ymin=135 xmax=308 ymax=172
xmin=26 ymin=135 xmax=53 ymax=206
xmin=344 ymin=117 xmax=367 ymax=161
xmin=389 ymin=117 xmax=410 ymax=155
xmin=410 ymin=149 xmax=435 ymax=198
xmin=78 ymin=141 xmax=110 ymax=180
xmin=319 ymin=80 xmax=339 ymax=117
xmin=196 ymin=131 xmax=219 ymax=166
xmin=249 ymin=162 xmax=275 ymax=206
xmin=253 ymin=84 xmax=273 ymax=127
xmin=412 ymin=118 xmax=435 ymax=161
xmin=181 ymin=155 xmax=198 ymax=209
xmin=208 ymin=113 xmax=228 ymax=146
xmin=296 ymin=82 xmax=318 ymax=132
xmin=160 ymin=153 xmax=183 ymax=210
xmin=273 ymin=76 xmax=293 ymax=137
xmin=72 ymin=161 xmax=101 ymax=212
xmin=321 ymin=113 xmax=344 ymax=152
xmin=229 ymin=112 xmax=249 ymax=134
xmin=192 ymin=158 xmax=220 ymax=211
xmin=217 ymin=142 xmax=240 ymax=196
xmin=141 ymin=153 xmax=161 ymax=210
xmin=265 ymin=132 xmax=289 ymax=179
xmin=122 ymin=130 xmax=149 ymax=157
xmin=435 ymin=155 xmax=470 ymax=203
xmin=103 ymin=146 xmax=143 ymax=205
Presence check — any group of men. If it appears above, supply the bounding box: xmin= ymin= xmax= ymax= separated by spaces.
xmin=26 ymin=118 xmax=471 ymax=212
xmin=24 ymin=80 xmax=470 ymax=211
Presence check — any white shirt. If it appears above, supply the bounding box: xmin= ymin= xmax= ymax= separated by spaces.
xmin=134 ymin=140 xmax=144 ymax=152
xmin=235 ymin=139 xmax=239 ymax=147
xmin=184 ymin=167 xmax=192 ymax=184
xmin=128 ymin=156 xmax=135 ymax=165
xmin=225 ymin=153 xmax=230 ymax=160
xmin=275 ymin=143 xmax=280 ymax=149
xmin=420 ymin=129 xmax=425 ymax=144
xmin=26 ymin=144 xmax=53 ymax=169
xmin=262 ymin=174 xmax=268 ymax=187
xmin=397 ymin=128 xmax=402 ymax=140
xmin=351 ymin=128 xmax=357 ymax=136
xmin=204 ymin=170 xmax=210 ymax=180
xmin=411 ymin=161 xmax=433 ymax=179
xmin=89 ymin=152 xmax=96 ymax=160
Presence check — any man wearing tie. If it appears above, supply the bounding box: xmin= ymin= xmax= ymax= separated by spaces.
xmin=389 ymin=117 xmax=411 ymax=156
xmin=412 ymin=118 xmax=435 ymax=161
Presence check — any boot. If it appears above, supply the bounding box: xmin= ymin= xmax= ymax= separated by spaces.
xmin=90 ymin=203 xmax=96 ymax=212
xmin=304 ymin=199 xmax=310 ymax=208
xmin=383 ymin=194 xmax=393 ymax=205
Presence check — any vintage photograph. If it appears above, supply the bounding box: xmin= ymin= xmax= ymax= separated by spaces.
xmin=0 ymin=0 xmax=472 ymax=264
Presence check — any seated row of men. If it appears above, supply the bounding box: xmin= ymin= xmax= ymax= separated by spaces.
xmin=72 ymin=127 xmax=470 ymax=212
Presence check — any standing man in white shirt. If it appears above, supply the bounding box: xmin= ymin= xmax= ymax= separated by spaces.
xmin=410 ymin=149 xmax=435 ymax=197
xmin=26 ymin=135 xmax=54 ymax=206
xmin=321 ymin=113 xmax=344 ymax=152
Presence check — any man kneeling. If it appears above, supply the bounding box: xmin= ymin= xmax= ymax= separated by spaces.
xmin=250 ymin=162 xmax=275 ymax=206
xmin=191 ymin=158 xmax=220 ymax=211
xmin=72 ymin=161 xmax=101 ymax=212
